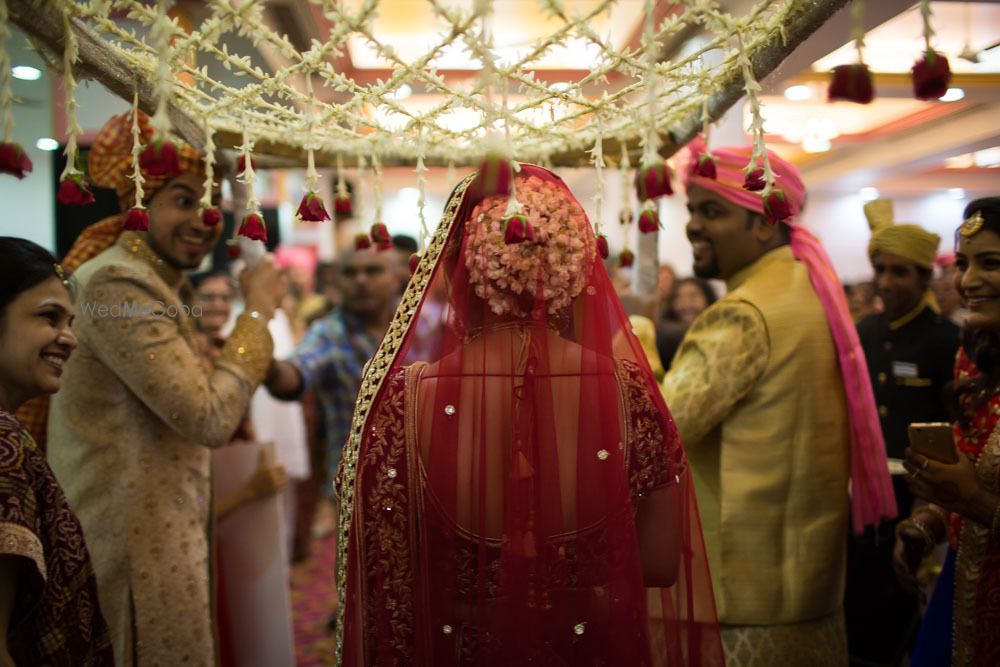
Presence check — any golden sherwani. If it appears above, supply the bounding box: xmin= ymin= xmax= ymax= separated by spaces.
xmin=662 ymin=246 xmax=850 ymax=665
xmin=48 ymin=233 xmax=273 ymax=666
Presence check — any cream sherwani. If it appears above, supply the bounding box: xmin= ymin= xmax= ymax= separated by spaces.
xmin=48 ymin=232 xmax=273 ymax=667
xmin=662 ymin=246 xmax=850 ymax=666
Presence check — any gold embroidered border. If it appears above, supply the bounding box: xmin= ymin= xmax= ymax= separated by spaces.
xmin=953 ymin=421 xmax=1000 ymax=666
xmin=334 ymin=173 xmax=476 ymax=665
xmin=0 ymin=521 xmax=47 ymax=581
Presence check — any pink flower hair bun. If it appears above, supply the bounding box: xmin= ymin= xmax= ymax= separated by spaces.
xmin=465 ymin=174 xmax=595 ymax=317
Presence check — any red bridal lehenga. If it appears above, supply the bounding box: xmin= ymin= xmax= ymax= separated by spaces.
xmin=334 ymin=164 xmax=723 ymax=666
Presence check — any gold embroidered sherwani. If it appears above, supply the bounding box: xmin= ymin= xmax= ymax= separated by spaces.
xmin=48 ymin=232 xmax=273 ymax=666
xmin=662 ymin=246 xmax=850 ymax=666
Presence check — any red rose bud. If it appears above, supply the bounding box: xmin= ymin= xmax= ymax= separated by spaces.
xmin=408 ymin=253 xmax=420 ymax=275
xmin=596 ymin=234 xmax=609 ymax=259
xmin=912 ymin=49 xmax=952 ymax=101
xmin=763 ymin=189 xmax=792 ymax=224
xmin=502 ymin=214 xmax=535 ymax=245
xmin=57 ymin=176 xmax=96 ymax=206
xmin=638 ymin=208 xmax=660 ymax=234
xmin=225 ymin=242 xmax=242 ymax=259
xmin=0 ymin=142 xmax=33 ymax=179
xmin=123 ymin=207 xmax=150 ymax=231
xmin=619 ymin=209 xmax=633 ymax=226
xmin=333 ymin=194 xmax=353 ymax=220
xmin=743 ymin=167 xmax=766 ymax=192
xmin=296 ymin=192 xmax=330 ymax=223
xmin=619 ymin=248 xmax=635 ymax=268
xmin=828 ymin=63 xmax=874 ymax=104
xmin=238 ymin=212 xmax=268 ymax=242
xmin=354 ymin=233 xmax=372 ymax=250
xmin=370 ymin=223 xmax=391 ymax=246
xmin=202 ymin=208 xmax=223 ymax=227
xmin=237 ymin=154 xmax=257 ymax=174
xmin=472 ymin=154 xmax=513 ymax=199
xmin=139 ymin=137 xmax=181 ymax=177
xmin=634 ymin=162 xmax=673 ymax=201
xmin=693 ymin=153 xmax=718 ymax=179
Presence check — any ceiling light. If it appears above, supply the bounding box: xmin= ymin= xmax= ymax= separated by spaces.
xmin=948 ymin=188 xmax=966 ymax=200
xmin=12 ymin=65 xmax=41 ymax=81
xmin=860 ymin=187 xmax=879 ymax=202
xmin=939 ymin=88 xmax=965 ymax=102
xmin=784 ymin=84 xmax=812 ymax=101
xmin=35 ymin=137 xmax=59 ymax=151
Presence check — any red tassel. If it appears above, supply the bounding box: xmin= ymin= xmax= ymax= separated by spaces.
xmin=634 ymin=162 xmax=673 ymax=201
xmin=743 ymin=168 xmax=766 ymax=192
xmin=692 ymin=153 xmax=718 ymax=179
xmin=139 ymin=138 xmax=182 ymax=177
xmin=354 ymin=233 xmax=372 ymax=250
xmin=595 ymin=234 xmax=609 ymax=259
xmin=57 ymin=176 xmax=96 ymax=206
xmin=828 ymin=63 xmax=875 ymax=104
xmin=763 ymin=189 xmax=792 ymax=224
xmin=202 ymin=208 xmax=223 ymax=227
xmin=0 ymin=142 xmax=33 ymax=179
xmin=370 ymin=223 xmax=392 ymax=249
xmin=502 ymin=214 xmax=534 ymax=244
xmin=912 ymin=50 xmax=952 ymax=101
xmin=296 ymin=191 xmax=330 ymax=222
xmin=123 ymin=208 xmax=150 ymax=231
xmin=238 ymin=212 xmax=268 ymax=242
xmin=638 ymin=208 xmax=660 ymax=234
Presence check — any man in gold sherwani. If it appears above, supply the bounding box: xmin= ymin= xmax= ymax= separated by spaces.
xmin=661 ymin=142 xmax=895 ymax=666
xmin=47 ymin=111 xmax=287 ymax=666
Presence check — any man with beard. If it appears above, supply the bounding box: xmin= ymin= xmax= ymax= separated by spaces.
xmin=265 ymin=246 xmax=399 ymax=507
xmin=46 ymin=110 xmax=287 ymax=666
xmin=846 ymin=199 xmax=959 ymax=667
xmin=660 ymin=141 xmax=895 ymax=666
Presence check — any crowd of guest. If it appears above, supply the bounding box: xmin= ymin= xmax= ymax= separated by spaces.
xmin=1 ymin=106 xmax=998 ymax=667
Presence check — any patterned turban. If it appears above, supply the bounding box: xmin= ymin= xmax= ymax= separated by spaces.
xmin=88 ymin=110 xmax=203 ymax=210
xmin=864 ymin=199 xmax=940 ymax=270
xmin=681 ymin=138 xmax=806 ymax=222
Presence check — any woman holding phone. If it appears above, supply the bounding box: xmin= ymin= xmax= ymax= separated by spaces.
xmin=894 ymin=197 xmax=1000 ymax=667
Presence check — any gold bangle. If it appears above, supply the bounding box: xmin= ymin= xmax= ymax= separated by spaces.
xmin=896 ymin=518 xmax=936 ymax=553
xmin=914 ymin=505 xmax=949 ymax=539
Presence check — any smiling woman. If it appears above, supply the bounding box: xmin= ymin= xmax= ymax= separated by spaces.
xmin=0 ymin=236 xmax=113 ymax=667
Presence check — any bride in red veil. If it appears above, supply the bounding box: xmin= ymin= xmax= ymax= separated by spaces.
xmin=334 ymin=164 xmax=723 ymax=665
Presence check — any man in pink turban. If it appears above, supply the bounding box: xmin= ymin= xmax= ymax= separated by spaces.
xmin=660 ymin=140 xmax=895 ymax=666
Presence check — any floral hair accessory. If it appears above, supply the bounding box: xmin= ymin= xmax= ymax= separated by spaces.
xmin=465 ymin=174 xmax=594 ymax=317
xmin=54 ymin=263 xmax=67 ymax=283
xmin=960 ymin=210 xmax=985 ymax=238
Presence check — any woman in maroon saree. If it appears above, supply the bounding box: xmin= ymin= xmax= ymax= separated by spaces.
xmin=334 ymin=165 xmax=722 ymax=665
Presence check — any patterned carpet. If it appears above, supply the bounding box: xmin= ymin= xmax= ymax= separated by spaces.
xmin=290 ymin=533 xmax=338 ymax=666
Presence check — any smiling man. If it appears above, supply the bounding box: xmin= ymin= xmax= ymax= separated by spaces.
xmin=660 ymin=142 xmax=894 ymax=666
xmin=46 ymin=110 xmax=287 ymax=666
xmin=846 ymin=199 xmax=959 ymax=667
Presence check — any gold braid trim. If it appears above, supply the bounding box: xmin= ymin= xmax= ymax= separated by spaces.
xmin=0 ymin=521 xmax=47 ymax=581
xmin=219 ymin=313 xmax=275 ymax=384
xmin=333 ymin=173 xmax=476 ymax=665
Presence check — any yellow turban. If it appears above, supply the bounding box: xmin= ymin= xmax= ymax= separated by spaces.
xmin=865 ymin=199 xmax=940 ymax=270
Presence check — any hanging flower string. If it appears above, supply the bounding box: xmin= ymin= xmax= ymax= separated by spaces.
xmin=692 ymin=93 xmax=718 ymax=179
xmin=353 ymin=151 xmax=370 ymax=250
xmin=200 ymin=119 xmax=221 ymax=226
xmin=235 ymin=121 xmax=266 ymax=242
xmin=369 ymin=147 xmax=391 ymax=250
xmin=123 ymin=91 xmax=150 ymax=231
xmin=296 ymin=71 xmax=330 ymax=224
xmin=737 ymin=31 xmax=790 ymax=224
xmin=0 ymin=0 xmax=32 ymax=179
xmin=618 ymin=141 xmax=634 ymax=267
xmin=590 ymin=115 xmax=608 ymax=259
xmin=411 ymin=130 xmax=429 ymax=274
xmin=139 ymin=0 xmax=181 ymax=178
xmin=912 ymin=0 xmax=951 ymax=101
xmin=828 ymin=0 xmax=873 ymax=104
xmin=334 ymin=152 xmax=351 ymax=221
xmin=499 ymin=71 xmax=529 ymax=245
xmin=632 ymin=0 xmax=671 ymax=229
xmin=56 ymin=9 xmax=93 ymax=205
